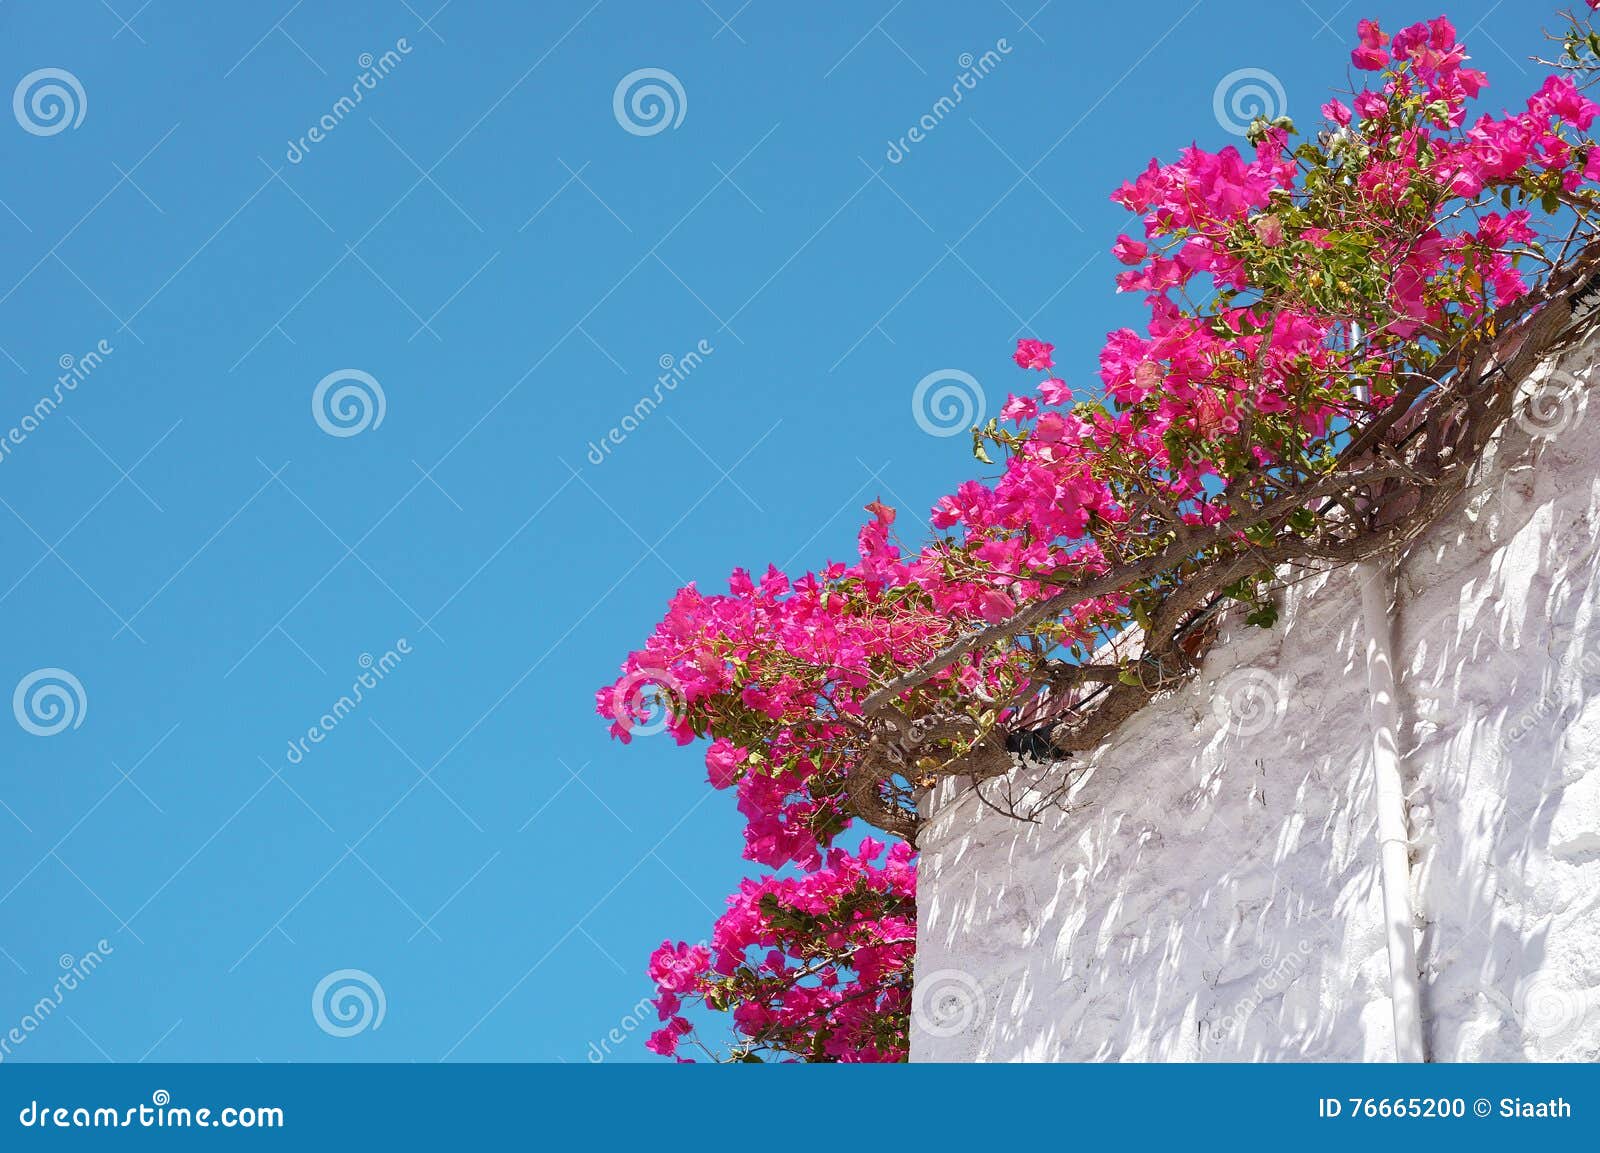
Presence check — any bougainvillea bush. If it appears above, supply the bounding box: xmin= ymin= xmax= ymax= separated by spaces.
xmin=600 ymin=7 xmax=1600 ymax=1061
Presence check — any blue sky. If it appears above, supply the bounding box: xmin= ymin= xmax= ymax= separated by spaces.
xmin=0 ymin=0 xmax=1539 ymax=1061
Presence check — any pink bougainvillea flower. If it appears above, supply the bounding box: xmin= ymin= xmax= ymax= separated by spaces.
xmin=1529 ymin=75 xmax=1600 ymax=130
xmin=1038 ymin=377 xmax=1072 ymax=405
xmin=1254 ymin=214 xmax=1286 ymax=246
xmin=999 ymin=393 xmax=1039 ymax=423
xmin=705 ymin=738 xmax=744 ymax=790
xmin=1012 ymin=338 xmax=1054 ymax=370
xmin=1353 ymin=17 xmax=1390 ymax=69
xmin=1111 ymin=234 xmax=1149 ymax=264
xmin=644 ymin=1016 xmax=693 ymax=1057
xmin=977 ymin=588 xmax=1017 ymax=622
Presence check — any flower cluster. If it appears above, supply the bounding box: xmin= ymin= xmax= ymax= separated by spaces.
xmin=643 ymin=839 xmax=916 ymax=1061
xmin=607 ymin=9 xmax=1600 ymax=1060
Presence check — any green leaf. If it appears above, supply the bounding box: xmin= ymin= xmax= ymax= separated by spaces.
xmin=1245 ymin=603 xmax=1279 ymax=629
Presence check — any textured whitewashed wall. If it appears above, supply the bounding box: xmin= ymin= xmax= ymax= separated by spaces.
xmin=911 ymin=339 xmax=1600 ymax=1062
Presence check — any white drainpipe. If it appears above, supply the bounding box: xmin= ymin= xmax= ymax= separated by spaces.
xmin=1358 ymin=557 xmax=1426 ymax=1062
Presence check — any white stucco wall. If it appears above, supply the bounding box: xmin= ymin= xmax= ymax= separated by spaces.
xmin=911 ymin=339 xmax=1600 ymax=1062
